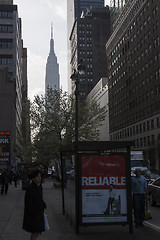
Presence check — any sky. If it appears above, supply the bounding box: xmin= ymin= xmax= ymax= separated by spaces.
xmin=14 ymin=0 xmax=110 ymax=101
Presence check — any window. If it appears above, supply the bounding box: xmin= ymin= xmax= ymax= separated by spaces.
xmin=0 ymin=39 xmax=13 ymax=49
xmin=0 ymin=55 xmax=13 ymax=65
xmin=151 ymin=119 xmax=154 ymax=129
xmin=143 ymin=122 xmax=146 ymax=131
xmin=155 ymin=69 xmax=160 ymax=79
xmin=0 ymin=11 xmax=13 ymax=19
xmin=0 ymin=25 xmax=13 ymax=33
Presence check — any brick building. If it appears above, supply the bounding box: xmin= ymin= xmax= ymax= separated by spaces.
xmin=106 ymin=0 xmax=160 ymax=170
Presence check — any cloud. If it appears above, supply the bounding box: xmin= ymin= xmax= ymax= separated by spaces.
xmin=27 ymin=50 xmax=45 ymax=100
xmin=55 ymin=3 xmax=67 ymax=21
xmin=41 ymin=0 xmax=67 ymax=21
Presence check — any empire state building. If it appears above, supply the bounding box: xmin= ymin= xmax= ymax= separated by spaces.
xmin=45 ymin=25 xmax=60 ymax=94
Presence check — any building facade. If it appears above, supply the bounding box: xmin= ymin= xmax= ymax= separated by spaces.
xmin=45 ymin=25 xmax=60 ymax=94
xmin=110 ymin=0 xmax=126 ymax=29
xmin=106 ymin=0 xmax=160 ymax=170
xmin=67 ymin=0 xmax=104 ymax=93
xmin=70 ymin=6 xmax=111 ymax=99
xmin=87 ymin=77 xmax=109 ymax=141
xmin=0 ymin=0 xmax=27 ymax=169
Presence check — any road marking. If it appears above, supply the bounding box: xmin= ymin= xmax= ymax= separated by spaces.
xmin=144 ymin=221 xmax=160 ymax=232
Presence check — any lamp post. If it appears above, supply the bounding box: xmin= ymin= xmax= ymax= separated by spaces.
xmin=70 ymin=60 xmax=85 ymax=143
xmin=70 ymin=60 xmax=85 ymax=234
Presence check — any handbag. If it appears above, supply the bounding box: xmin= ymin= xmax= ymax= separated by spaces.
xmin=44 ymin=212 xmax=50 ymax=230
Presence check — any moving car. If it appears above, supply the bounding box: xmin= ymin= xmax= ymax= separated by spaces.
xmin=148 ymin=177 xmax=160 ymax=206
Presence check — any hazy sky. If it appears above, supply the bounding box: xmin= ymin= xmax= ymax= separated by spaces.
xmin=14 ymin=0 xmax=110 ymax=100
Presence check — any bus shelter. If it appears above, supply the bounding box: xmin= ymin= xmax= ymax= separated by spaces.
xmin=60 ymin=141 xmax=134 ymax=234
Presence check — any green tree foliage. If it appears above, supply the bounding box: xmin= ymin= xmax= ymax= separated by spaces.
xmin=30 ymin=88 xmax=106 ymax=165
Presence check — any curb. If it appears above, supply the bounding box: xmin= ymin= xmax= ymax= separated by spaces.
xmin=144 ymin=221 xmax=160 ymax=233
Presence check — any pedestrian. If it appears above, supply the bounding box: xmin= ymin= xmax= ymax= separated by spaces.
xmin=9 ymin=169 xmax=13 ymax=184
xmin=104 ymin=184 xmax=116 ymax=215
xmin=1 ymin=169 xmax=10 ymax=195
xmin=23 ymin=169 xmax=46 ymax=240
xmin=13 ymin=170 xmax=19 ymax=187
xmin=132 ymin=168 xmax=147 ymax=228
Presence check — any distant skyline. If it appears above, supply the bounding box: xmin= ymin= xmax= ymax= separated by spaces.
xmin=13 ymin=0 xmax=110 ymax=100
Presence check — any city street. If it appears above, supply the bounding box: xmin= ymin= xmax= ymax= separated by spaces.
xmin=0 ymin=178 xmax=160 ymax=240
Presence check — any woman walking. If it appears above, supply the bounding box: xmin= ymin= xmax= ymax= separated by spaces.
xmin=23 ymin=169 xmax=46 ymax=240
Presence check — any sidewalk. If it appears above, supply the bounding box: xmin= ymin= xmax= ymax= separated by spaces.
xmin=0 ymin=179 xmax=160 ymax=240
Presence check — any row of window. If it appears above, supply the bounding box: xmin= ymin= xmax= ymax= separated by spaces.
xmin=0 ymin=39 xmax=13 ymax=49
xmin=135 ymin=135 xmax=155 ymax=148
xmin=79 ymin=30 xmax=92 ymax=35
xmin=112 ymin=82 xmax=160 ymax=115
xmin=0 ymin=11 xmax=13 ymax=19
xmin=110 ymin=101 xmax=160 ymax=131
xmin=0 ymin=25 xmax=13 ymax=33
xmin=79 ymin=37 xmax=92 ymax=41
xmin=79 ymin=50 xmax=92 ymax=55
xmin=112 ymin=118 xmax=159 ymax=140
xmin=111 ymin=49 xmax=159 ymax=91
xmin=0 ymin=55 xmax=13 ymax=65
xmin=110 ymin=32 xmax=159 ymax=71
xmin=79 ymin=43 xmax=92 ymax=47
xmin=109 ymin=2 xmax=158 ymax=59
xmin=79 ymin=23 xmax=92 ymax=28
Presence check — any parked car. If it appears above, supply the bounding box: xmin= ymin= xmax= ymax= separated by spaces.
xmin=148 ymin=172 xmax=160 ymax=183
xmin=148 ymin=177 xmax=160 ymax=206
xmin=66 ymin=169 xmax=75 ymax=179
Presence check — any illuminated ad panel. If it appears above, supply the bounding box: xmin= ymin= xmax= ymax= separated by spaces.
xmin=81 ymin=154 xmax=127 ymax=223
xmin=0 ymin=132 xmax=10 ymax=162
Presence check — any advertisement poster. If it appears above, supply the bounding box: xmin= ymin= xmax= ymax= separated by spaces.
xmin=81 ymin=154 xmax=127 ymax=223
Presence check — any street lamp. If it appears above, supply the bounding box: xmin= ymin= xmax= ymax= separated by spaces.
xmin=70 ymin=60 xmax=85 ymax=143
xmin=70 ymin=60 xmax=85 ymax=234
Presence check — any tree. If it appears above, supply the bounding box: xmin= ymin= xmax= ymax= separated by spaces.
xmin=30 ymin=88 xmax=106 ymax=165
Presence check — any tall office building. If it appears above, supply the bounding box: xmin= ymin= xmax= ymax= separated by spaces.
xmin=67 ymin=0 xmax=104 ymax=93
xmin=0 ymin=0 xmax=27 ymax=169
xmin=70 ymin=6 xmax=110 ymax=99
xmin=106 ymin=0 xmax=160 ymax=170
xmin=45 ymin=25 xmax=60 ymax=94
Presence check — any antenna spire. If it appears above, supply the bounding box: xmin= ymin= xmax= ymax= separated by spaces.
xmin=51 ymin=22 xmax=53 ymax=39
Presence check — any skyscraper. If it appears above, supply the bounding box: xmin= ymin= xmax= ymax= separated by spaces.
xmin=70 ymin=6 xmax=110 ymax=99
xmin=45 ymin=24 xmax=60 ymax=94
xmin=67 ymin=0 xmax=104 ymax=93
xmin=0 ymin=0 xmax=28 ymax=168
xmin=67 ymin=0 xmax=104 ymax=38
xmin=106 ymin=0 xmax=160 ymax=169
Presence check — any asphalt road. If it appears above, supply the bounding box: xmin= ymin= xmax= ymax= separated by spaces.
xmin=145 ymin=204 xmax=160 ymax=231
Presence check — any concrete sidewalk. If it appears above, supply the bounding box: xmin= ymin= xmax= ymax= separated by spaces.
xmin=0 ymin=179 xmax=160 ymax=240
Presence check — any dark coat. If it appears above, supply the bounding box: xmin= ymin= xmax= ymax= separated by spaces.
xmin=23 ymin=182 xmax=46 ymax=233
